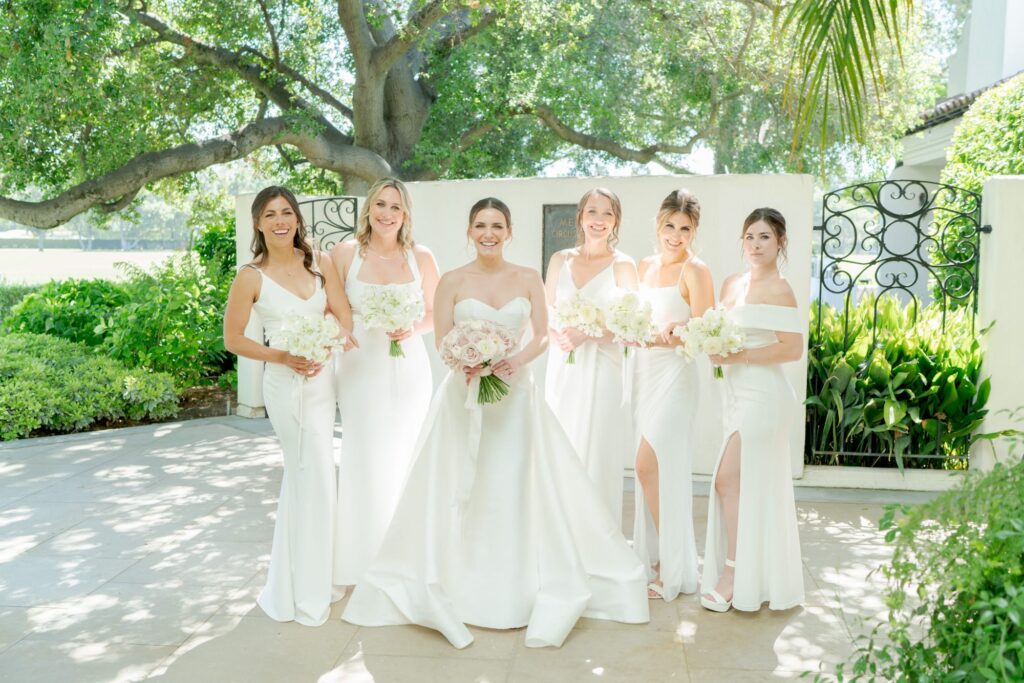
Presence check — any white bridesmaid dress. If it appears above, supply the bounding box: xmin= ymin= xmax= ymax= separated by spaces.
xmin=342 ymin=297 xmax=649 ymax=648
xmin=333 ymin=248 xmax=432 ymax=586
xmin=250 ymin=264 xmax=338 ymax=626
xmin=545 ymin=259 xmax=633 ymax=522
xmin=632 ymin=284 xmax=700 ymax=601
xmin=702 ymin=304 xmax=805 ymax=611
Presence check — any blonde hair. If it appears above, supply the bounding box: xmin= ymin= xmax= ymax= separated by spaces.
xmin=575 ymin=188 xmax=622 ymax=250
xmin=656 ymin=188 xmax=701 ymax=236
xmin=355 ymin=177 xmax=414 ymax=256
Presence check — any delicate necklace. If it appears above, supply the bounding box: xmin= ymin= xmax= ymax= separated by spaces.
xmin=368 ymin=247 xmax=400 ymax=260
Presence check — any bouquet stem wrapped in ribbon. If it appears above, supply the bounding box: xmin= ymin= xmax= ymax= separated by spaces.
xmin=552 ymin=292 xmax=604 ymax=364
xmin=673 ymin=305 xmax=745 ymax=379
xmin=440 ymin=320 xmax=517 ymax=404
xmin=359 ymin=285 xmax=425 ymax=358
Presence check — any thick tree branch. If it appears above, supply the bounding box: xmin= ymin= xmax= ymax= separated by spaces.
xmin=374 ymin=0 xmax=457 ymax=73
xmin=337 ymin=0 xmax=378 ymax=73
xmin=0 ymin=118 xmax=390 ymax=228
xmin=128 ymin=9 xmax=353 ymax=125
xmin=525 ymin=105 xmax=698 ymax=172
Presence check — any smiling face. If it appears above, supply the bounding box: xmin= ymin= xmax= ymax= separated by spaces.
xmin=742 ymin=219 xmax=783 ymax=266
xmin=469 ymin=207 xmax=510 ymax=256
xmin=659 ymin=211 xmax=695 ymax=257
xmin=578 ymin=192 xmax=618 ymax=247
xmin=368 ymin=186 xmax=406 ymax=240
xmin=256 ymin=196 xmax=299 ymax=246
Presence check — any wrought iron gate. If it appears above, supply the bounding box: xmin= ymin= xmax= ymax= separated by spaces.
xmin=806 ymin=180 xmax=989 ymax=468
xmin=298 ymin=196 xmax=359 ymax=251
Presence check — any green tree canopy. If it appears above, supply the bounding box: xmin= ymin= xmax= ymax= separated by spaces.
xmin=0 ymin=0 xmax=928 ymax=228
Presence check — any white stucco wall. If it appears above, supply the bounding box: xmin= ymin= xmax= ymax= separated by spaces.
xmin=973 ymin=176 xmax=1024 ymax=467
xmin=236 ymin=174 xmax=815 ymax=477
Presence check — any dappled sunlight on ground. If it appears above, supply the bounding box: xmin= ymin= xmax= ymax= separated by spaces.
xmin=0 ymin=416 xmax=915 ymax=681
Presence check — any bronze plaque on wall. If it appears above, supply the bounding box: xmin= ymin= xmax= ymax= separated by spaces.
xmin=542 ymin=204 xmax=578 ymax=278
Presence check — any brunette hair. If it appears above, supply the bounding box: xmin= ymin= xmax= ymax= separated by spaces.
xmin=468 ymin=197 xmax=513 ymax=230
xmin=742 ymin=207 xmax=788 ymax=261
xmin=250 ymin=186 xmax=323 ymax=284
xmin=575 ymin=188 xmax=622 ymax=249
xmin=354 ymin=177 xmax=415 ymax=256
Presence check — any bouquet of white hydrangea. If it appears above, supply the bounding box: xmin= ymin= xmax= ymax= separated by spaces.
xmin=552 ymin=292 xmax=604 ymax=364
xmin=359 ymin=285 xmax=425 ymax=357
xmin=672 ymin=305 xmax=745 ymax=378
xmin=267 ymin=313 xmax=346 ymax=370
xmin=603 ymin=291 xmax=656 ymax=356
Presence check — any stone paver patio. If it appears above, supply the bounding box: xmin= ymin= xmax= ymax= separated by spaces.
xmin=0 ymin=416 xmax=932 ymax=682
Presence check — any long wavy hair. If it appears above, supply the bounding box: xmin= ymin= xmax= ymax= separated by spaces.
xmin=742 ymin=207 xmax=788 ymax=262
xmin=575 ymin=188 xmax=622 ymax=250
xmin=250 ymin=186 xmax=323 ymax=285
xmin=354 ymin=177 xmax=415 ymax=256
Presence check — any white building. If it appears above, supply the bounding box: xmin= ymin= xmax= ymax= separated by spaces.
xmin=893 ymin=0 xmax=1024 ymax=183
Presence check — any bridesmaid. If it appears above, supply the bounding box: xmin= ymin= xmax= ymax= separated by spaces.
xmin=701 ymin=207 xmax=805 ymax=613
xmin=330 ymin=177 xmax=439 ymax=588
xmin=223 ymin=186 xmax=353 ymax=626
xmin=545 ymin=188 xmax=638 ymax=523
xmin=634 ymin=189 xmax=714 ymax=601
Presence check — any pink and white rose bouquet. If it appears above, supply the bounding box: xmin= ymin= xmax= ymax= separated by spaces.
xmin=440 ymin=320 xmax=518 ymax=403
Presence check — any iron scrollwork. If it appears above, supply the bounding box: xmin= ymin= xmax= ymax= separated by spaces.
xmin=298 ymin=196 xmax=359 ymax=252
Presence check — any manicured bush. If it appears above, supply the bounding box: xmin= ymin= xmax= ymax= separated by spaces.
xmin=806 ymin=295 xmax=989 ymax=469
xmin=833 ymin=451 xmax=1024 ymax=682
xmin=0 ymin=282 xmax=40 ymax=323
xmin=0 ymin=333 xmax=178 ymax=441
xmin=4 ymin=278 xmax=126 ymax=345
xmin=97 ymin=254 xmax=228 ymax=387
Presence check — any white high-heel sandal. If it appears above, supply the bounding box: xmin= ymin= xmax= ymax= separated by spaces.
xmin=700 ymin=558 xmax=735 ymax=612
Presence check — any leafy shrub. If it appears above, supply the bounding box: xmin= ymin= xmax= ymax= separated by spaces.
xmin=806 ymin=295 xmax=989 ymax=469
xmin=97 ymin=254 xmax=228 ymax=387
xmin=4 ymin=278 xmax=126 ymax=345
xmin=0 ymin=281 xmax=40 ymax=323
xmin=0 ymin=333 xmax=178 ymax=440
xmin=834 ymin=453 xmax=1024 ymax=681
xmin=193 ymin=212 xmax=236 ymax=278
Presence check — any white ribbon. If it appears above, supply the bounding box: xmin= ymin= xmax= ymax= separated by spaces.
xmin=620 ymin=346 xmax=635 ymax=408
xmin=455 ymin=375 xmax=484 ymax=507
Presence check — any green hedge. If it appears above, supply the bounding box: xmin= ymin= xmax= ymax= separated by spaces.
xmin=3 ymin=254 xmax=230 ymax=388
xmin=834 ymin=451 xmax=1024 ymax=681
xmin=0 ymin=333 xmax=179 ymax=441
xmin=806 ymin=295 xmax=989 ymax=469
xmin=0 ymin=282 xmax=40 ymax=323
xmin=5 ymin=278 xmax=126 ymax=345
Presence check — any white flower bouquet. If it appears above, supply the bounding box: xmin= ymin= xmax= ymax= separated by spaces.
xmin=267 ymin=313 xmax=346 ymax=367
xmin=440 ymin=320 xmax=517 ymax=404
xmin=604 ymin=290 xmax=656 ymax=356
xmin=673 ymin=305 xmax=745 ymax=378
xmin=552 ymin=292 xmax=604 ymax=364
xmin=359 ymin=285 xmax=425 ymax=357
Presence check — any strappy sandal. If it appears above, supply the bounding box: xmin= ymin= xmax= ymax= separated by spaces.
xmin=700 ymin=558 xmax=735 ymax=612
xmin=647 ymin=581 xmax=667 ymax=600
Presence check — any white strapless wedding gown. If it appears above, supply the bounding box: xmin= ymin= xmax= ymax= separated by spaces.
xmin=342 ymin=297 xmax=649 ymax=648
xmin=702 ymin=304 xmax=805 ymax=611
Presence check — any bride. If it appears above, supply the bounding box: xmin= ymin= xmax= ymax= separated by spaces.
xmin=341 ymin=197 xmax=649 ymax=648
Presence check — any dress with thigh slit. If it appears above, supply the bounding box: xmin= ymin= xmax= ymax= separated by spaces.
xmin=701 ymin=304 xmax=804 ymax=611
xmin=632 ymin=284 xmax=700 ymax=601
